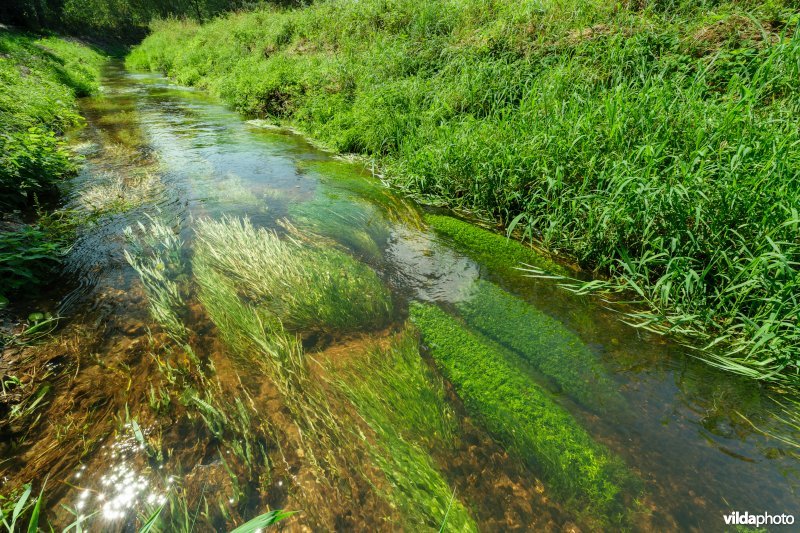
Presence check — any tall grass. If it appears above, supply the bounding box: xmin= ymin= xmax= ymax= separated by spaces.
xmin=127 ymin=1 xmax=800 ymax=381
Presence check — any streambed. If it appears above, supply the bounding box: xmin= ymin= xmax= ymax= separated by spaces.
xmin=1 ymin=62 xmax=798 ymax=531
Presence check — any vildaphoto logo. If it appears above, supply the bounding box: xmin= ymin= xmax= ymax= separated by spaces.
xmin=723 ymin=511 xmax=795 ymax=526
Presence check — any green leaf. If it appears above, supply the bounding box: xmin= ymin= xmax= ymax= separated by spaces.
xmin=229 ymin=510 xmax=297 ymax=532
xmin=26 ymin=485 xmax=44 ymax=533
xmin=11 ymin=484 xmax=32 ymax=528
xmin=138 ymin=502 xmax=165 ymax=533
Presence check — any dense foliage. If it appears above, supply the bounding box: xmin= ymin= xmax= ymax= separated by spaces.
xmin=127 ymin=0 xmax=800 ymax=381
xmin=0 ymin=30 xmax=103 ymax=303
xmin=0 ymin=0 xmax=298 ymax=40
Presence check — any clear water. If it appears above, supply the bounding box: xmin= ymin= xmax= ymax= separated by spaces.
xmin=1 ymin=62 xmax=798 ymax=532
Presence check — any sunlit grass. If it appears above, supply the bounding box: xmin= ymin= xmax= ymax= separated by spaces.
xmin=193 ymin=216 xmax=392 ymax=334
xmin=127 ymin=1 xmax=800 ymax=381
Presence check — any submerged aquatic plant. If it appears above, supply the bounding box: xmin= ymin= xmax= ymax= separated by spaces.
xmin=289 ymin=193 xmax=389 ymax=263
xmin=456 ymin=280 xmax=625 ymax=412
xmin=81 ymin=170 xmax=163 ymax=214
xmin=192 ymin=239 xmax=345 ymax=483
xmin=124 ymin=216 xmax=190 ymax=344
xmin=193 ymin=216 xmax=392 ymax=334
xmin=410 ymin=303 xmax=638 ymax=524
xmin=425 ymin=214 xmax=569 ymax=277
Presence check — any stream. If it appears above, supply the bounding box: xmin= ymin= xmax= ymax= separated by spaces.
xmin=1 ymin=61 xmax=798 ymax=532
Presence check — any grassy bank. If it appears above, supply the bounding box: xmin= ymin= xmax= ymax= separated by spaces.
xmin=0 ymin=29 xmax=104 ymax=305
xmin=126 ymin=1 xmax=800 ymax=382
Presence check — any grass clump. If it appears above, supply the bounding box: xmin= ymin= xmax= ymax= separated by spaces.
xmin=456 ymin=279 xmax=625 ymax=412
xmin=193 ymin=216 xmax=392 ymax=334
xmin=124 ymin=216 xmax=190 ymax=344
xmin=410 ymin=302 xmax=637 ymax=524
xmin=334 ymin=329 xmax=476 ymax=531
xmin=127 ymin=1 xmax=800 ymax=381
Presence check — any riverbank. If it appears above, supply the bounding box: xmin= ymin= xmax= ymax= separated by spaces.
xmin=0 ymin=29 xmax=104 ymax=318
xmin=126 ymin=1 xmax=800 ymax=382
xmin=2 ymin=58 xmax=798 ymax=531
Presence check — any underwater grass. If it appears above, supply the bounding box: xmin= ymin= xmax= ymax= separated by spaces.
xmin=425 ymin=214 xmax=569 ymax=277
xmin=410 ymin=302 xmax=638 ymax=524
xmin=127 ymin=1 xmax=800 ymax=381
xmin=333 ymin=329 xmax=475 ymax=531
xmin=124 ymin=217 xmax=191 ymax=344
xmin=192 ymin=237 xmax=345 ymax=480
xmin=193 ymin=216 xmax=392 ymax=334
xmin=289 ymin=192 xmax=389 ymax=263
xmin=456 ymin=279 xmax=625 ymax=412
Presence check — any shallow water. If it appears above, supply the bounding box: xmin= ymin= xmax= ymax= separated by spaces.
xmin=1 ymin=62 xmax=798 ymax=531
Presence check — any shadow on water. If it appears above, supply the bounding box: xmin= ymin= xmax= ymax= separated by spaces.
xmin=1 ymin=61 xmax=798 ymax=531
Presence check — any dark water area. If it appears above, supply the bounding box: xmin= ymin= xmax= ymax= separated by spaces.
xmin=1 ymin=61 xmax=798 ymax=532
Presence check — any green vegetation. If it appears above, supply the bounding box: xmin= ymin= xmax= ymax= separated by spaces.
xmin=457 ymin=279 xmax=625 ymax=411
xmin=194 ymin=216 xmax=392 ymax=334
xmin=129 ymin=215 xmax=476 ymax=529
xmin=127 ymin=1 xmax=800 ymax=381
xmin=124 ymin=217 xmax=190 ymax=343
xmin=0 ymin=481 xmax=45 ymax=532
xmin=0 ymin=30 xmax=103 ymax=304
xmin=289 ymin=192 xmax=389 ymax=263
xmin=425 ymin=214 xmax=568 ymax=276
xmin=0 ymin=1 xmax=286 ymax=40
xmin=334 ymin=329 xmax=476 ymax=531
xmin=410 ymin=302 xmax=637 ymax=524
xmin=0 ymin=31 xmax=102 ymax=208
